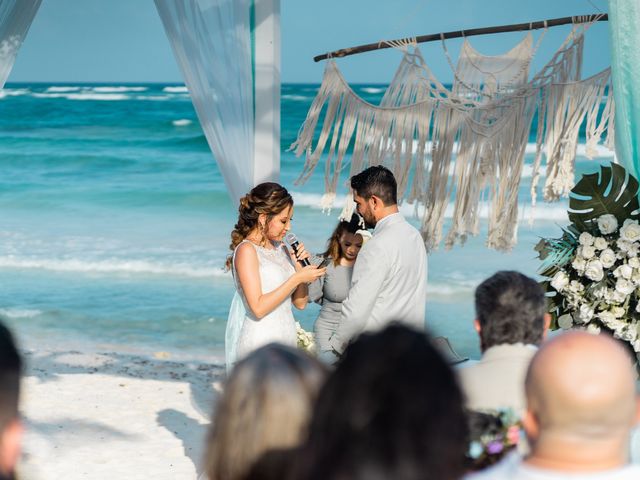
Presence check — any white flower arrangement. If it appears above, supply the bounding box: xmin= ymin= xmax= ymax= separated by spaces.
xmin=537 ymin=164 xmax=640 ymax=355
xmin=539 ymin=214 xmax=640 ymax=353
xmin=296 ymin=322 xmax=316 ymax=354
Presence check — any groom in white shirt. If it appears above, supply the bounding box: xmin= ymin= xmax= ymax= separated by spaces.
xmin=329 ymin=166 xmax=427 ymax=354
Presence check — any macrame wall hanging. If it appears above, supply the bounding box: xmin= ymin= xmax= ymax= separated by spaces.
xmin=290 ymin=19 xmax=614 ymax=252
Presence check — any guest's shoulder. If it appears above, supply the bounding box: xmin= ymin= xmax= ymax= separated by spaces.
xmin=463 ymin=453 xmax=521 ymax=480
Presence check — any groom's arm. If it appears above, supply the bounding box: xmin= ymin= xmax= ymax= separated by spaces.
xmin=331 ymin=240 xmax=387 ymax=353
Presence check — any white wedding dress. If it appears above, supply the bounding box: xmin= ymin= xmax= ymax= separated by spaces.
xmin=225 ymin=240 xmax=298 ymax=371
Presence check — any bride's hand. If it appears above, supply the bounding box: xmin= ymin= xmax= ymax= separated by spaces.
xmin=295 ymin=265 xmax=326 ymax=284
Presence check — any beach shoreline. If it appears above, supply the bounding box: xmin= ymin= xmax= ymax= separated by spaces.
xmin=18 ymin=345 xmax=225 ymax=480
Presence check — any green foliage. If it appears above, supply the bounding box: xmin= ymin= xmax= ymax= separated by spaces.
xmin=535 ymin=225 xmax=579 ymax=277
xmin=568 ymin=163 xmax=640 ymax=228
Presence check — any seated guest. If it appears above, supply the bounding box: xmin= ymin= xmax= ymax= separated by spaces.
xmin=458 ymin=271 xmax=550 ymax=415
xmin=466 ymin=331 xmax=640 ymax=479
xmin=0 ymin=323 xmax=23 ymax=480
xmin=294 ymin=324 xmax=468 ymax=480
xmin=203 ymin=344 xmax=327 ymax=480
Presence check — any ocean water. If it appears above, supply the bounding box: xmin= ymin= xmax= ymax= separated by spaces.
xmin=0 ymin=82 xmax=615 ymax=361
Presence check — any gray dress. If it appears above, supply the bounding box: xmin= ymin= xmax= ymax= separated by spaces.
xmin=308 ymin=260 xmax=353 ymax=352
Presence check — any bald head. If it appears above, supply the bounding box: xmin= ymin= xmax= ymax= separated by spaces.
xmin=525 ymin=331 xmax=637 ymax=440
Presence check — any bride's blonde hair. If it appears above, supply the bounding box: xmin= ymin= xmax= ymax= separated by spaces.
xmin=225 ymin=182 xmax=293 ymax=270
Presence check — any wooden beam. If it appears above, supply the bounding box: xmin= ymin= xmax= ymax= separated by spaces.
xmin=314 ymin=13 xmax=608 ymax=62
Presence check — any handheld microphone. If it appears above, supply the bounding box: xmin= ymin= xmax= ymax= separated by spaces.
xmin=285 ymin=233 xmax=311 ymax=266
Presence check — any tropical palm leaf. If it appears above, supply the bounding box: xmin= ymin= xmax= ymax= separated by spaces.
xmin=568 ymin=163 xmax=640 ymax=227
xmin=535 ymin=226 xmax=579 ymax=277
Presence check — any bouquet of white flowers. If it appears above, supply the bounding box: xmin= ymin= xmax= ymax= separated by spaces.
xmin=296 ymin=322 xmax=316 ymax=354
xmin=537 ymin=164 xmax=640 ymax=354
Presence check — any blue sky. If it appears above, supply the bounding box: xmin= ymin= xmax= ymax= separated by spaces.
xmin=9 ymin=0 xmax=610 ymax=84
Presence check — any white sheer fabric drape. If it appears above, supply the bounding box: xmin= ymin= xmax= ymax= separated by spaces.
xmin=0 ymin=0 xmax=42 ymax=89
xmin=155 ymin=0 xmax=255 ymax=204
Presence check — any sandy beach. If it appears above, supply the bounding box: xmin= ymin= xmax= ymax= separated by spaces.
xmin=18 ymin=347 xmax=225 ymax=480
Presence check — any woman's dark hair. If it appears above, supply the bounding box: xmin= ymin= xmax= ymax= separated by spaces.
xmin=320 ymin=213 xmax=363 ymax=266
xmin=294 ymin=324 xmax=468 ymax=480
xmin=226 ymin=182 xmax=293 ymax=270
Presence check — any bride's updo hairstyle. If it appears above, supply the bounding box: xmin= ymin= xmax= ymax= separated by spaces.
xmin=226 ymin=182 xmax=293 ymax=270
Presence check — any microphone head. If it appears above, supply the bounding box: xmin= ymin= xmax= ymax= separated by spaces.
xmin=285 ymin=232 xmax=298 ymax=246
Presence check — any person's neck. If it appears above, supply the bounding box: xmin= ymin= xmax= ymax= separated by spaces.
xmin=339 ymin=257 xmax=356 ymax=267
xmin=526 ymin=434 xmax=629 ymax=473
xmin=245 ymin=232 xmax=274 ymax=249
xmin=374 ymin=206 xmax=399 ymax=224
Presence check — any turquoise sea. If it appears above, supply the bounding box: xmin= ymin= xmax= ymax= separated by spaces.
xmin=0 ymin=83 xmax=614 ymax=361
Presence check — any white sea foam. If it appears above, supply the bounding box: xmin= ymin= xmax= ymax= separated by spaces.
xmin=91 ymin=86 xmax=148 ymax=93
xmin=0 ymin=89 xmax=29 ymax=99
xmin=135 ymin=95 xmax=171 ymax=101
xmin=46 ymin=86 xmax=80 ymax=92
xmin=291 ymin=191 xmax=569 ymax=222
xmin=172 ymin=119 xmax=192 ymax=127
xmin=163 ymin=86 xmax=188 ymax=93
xmin=31 ymin=92 xmax=130 ymax=101
xmin=0 ymin=257 xmax=229 ymax=279
xmin=399 ymin=140 xmax=615 ymax=161
xmin=282 ymin=94 xmax=310 ymax=101
xmin=361 ymin=87 xmax=385 ymax=94
xmin=0 ymin=308 xmax=42 ymax=319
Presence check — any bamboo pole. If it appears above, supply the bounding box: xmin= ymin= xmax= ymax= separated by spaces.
xmin=313 ymin=13 xmax=608 ymax=62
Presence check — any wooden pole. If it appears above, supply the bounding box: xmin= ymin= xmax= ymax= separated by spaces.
xmin=313 ymin=13 xmax=608 ymax=62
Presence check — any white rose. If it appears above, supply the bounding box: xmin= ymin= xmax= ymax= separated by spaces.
xmin=604 ymin=288 xmax=627 ymax=304
xmin=579 ymin=232 xmax=594 ymax=246
xmin=632 ymin=271 xmax=640 ymax=286
xmin=558 ymin=313 xmax=574 ymax=329
xmin=550 ymin=270 xmax=570 ymax=292
xmin=597 ymin=214 xmax=618 ymax=235
xmin=600 ymin=249 xmax=617 ymax=268
xmin=587 ymin=323 xmax=601 ymax=334
xmin=629 ymin=257 xmax=640 ymax=269
xmin=611 ymin=306 xmax=627 ymax=318
xmin=568 ymin=280 xmax=585 ymax=294
xmin=594 ymin=237 xmax=608 ymax=250
xmin=628 ymin=243 xmax=640 ymax=258
xmin=576 ymin=304 xmax=594 ymax=323
xmin=620 ymin=219 xmax=640 ymax=243
xmin=616 ymin=278 xmax=634 ymax=295
xmin=598 ymin=310 xmax=617 ymax=324
xmin=584 ymin=259 xmax=604 ymax=282
xmin=636 ymin=302 xmax=640 ymax=313
xmin=580 ymin=245 xmax=596 ymax=259
xmin=618 ymin=239 xmax=632 ymax=253
xmin=572 ymin=256 xmax=587 ymax=273
xmin=614 ymin=264 xmax=633 ymax=279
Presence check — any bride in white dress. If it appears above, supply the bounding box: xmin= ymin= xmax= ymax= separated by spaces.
xmin=225 ymin=182 xmax=326 ymax=371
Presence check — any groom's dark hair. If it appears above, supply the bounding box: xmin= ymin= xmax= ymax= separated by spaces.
xmin=350 ymin=166 xmax=397 ymax=206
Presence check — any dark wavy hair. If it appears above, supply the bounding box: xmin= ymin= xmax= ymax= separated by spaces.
xmin=320 ymin=213 xmax=363 ymax=266
xmin=475 ymin=271 xmax=546 ymax=350
xmin=293 ymin=324 xmax=468 ymax=480
xmin=350 ymin=165 xmax=397 ymax=206
xmin=226 ymin=183 xmax=293 ymax=270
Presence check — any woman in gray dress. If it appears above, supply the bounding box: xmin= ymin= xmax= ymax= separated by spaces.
xmin=309 ymin=214 xmax=369 ymax=353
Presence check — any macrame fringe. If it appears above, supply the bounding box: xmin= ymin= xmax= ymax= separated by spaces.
xmin=290 ymin=26 xmax=615 ymax=252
